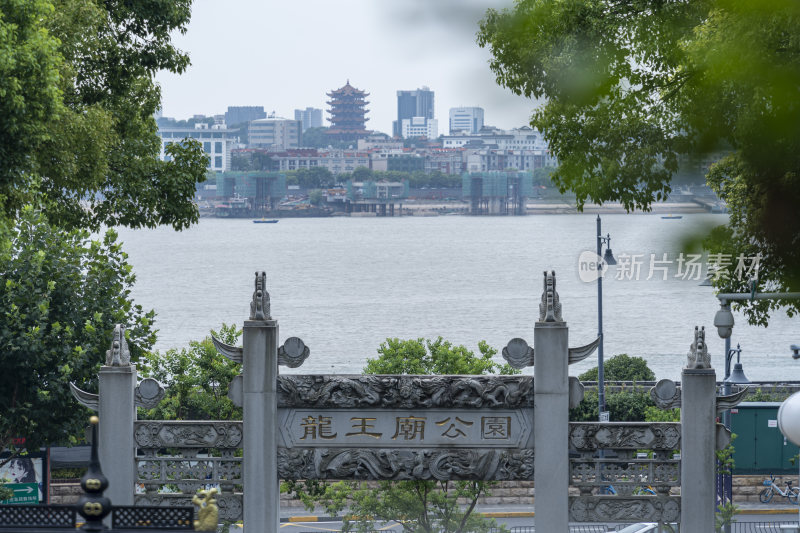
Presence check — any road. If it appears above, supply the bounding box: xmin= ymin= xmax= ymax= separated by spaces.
xmin=270 ymin=513 xmax=800 ymax=532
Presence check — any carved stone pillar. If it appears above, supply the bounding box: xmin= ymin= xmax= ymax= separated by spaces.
xmin=533 ymin=271 xmax=570 ymax=531
xmin=97 ymin=325 xmax=137 ymax=508
xmin=243 ymin=272 xmax=279 ymax=533
xmin=680 ymin=327 xmax=717 ymax=533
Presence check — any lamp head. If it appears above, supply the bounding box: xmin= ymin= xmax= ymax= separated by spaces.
xmin=714 ymin=304 xmax=734 ymax=339
xmin=792 ymin=345 xmax=800 ymax=360
xmin=603 ymin=247 xmax=617 ymax=266
xmin=725 ymin=363 xmax=750 ymax=385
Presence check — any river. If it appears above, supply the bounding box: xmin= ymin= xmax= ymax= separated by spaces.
xmin=116 ymin=214 xmax=798 ymax=381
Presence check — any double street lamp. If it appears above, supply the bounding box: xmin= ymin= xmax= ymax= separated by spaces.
xmin=596 ymin=215 xmax=616 ymax=421
xmin=712 ymin=291 xmax=800 ymax=528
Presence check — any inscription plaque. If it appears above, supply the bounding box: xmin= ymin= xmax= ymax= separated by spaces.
xmin=278 ymin=409 xmax=532 ymax=449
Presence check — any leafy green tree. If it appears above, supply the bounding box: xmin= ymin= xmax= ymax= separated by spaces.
xmin=139 ymin=325 xmax=242 ymax=421
xmin=477 ymin=0 xmax=800 ymax=322
xmin=578 ymin=354 xmax=656 ymax=382
xmin=364 ymin=337 xmax=517 ymax=376
xmin=231 ymin=154 xmax=253 ymax=172
xmin=570 ymin=388 xmax=655 ymax=422
xmin=308 ymin=189 xmax=324 ymax=206
xmin=0 ymin=0 xmax=208 ymax=466
xmin=283 ymin=337 xmax=518 ymax=533
xmin=294 ymin=167 xmax=335 ymax=190
xmin=644 ymin=406 xmax=680 ymax=423
xmin=573 ymin=355 xmax=657 ymax=421
xmin=0 ymin=207 xmax=156 ymax=461
xmin=0 ymin=0 xmax=208 ymax=231
xmin=351 ymin=167 xmax=372 ymax=181
xmin=300 ymin=127 xmax=332 ymax=149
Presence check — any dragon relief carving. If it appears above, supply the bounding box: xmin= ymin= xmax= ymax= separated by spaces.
xmin=687 ymin=326 xmax=711 ymax=369
xmin=105 ymin=324 xmax=131 ymax=366
xmin=569 ymin=496 xmax=680 ymax=523
xmin=134 ymin=421 xmax=243 ymax=449
xmin=538 ymin=270 xmax=563 ymax=323
xmin=277 ymin=375 xmax=534 ymax=409
xmin=250 ymin=271 xmax=271 ymax=320
xmin=277 ymin=448 xmax=534 ymax=481
xmin=569 ymin=423 xmax=681 ymax=451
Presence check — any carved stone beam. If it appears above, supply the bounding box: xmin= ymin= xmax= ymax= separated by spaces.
xmin=568 ymin=336 xmax=600 ymax=364
xmin=716 ymin=423 xmax=732 ymax=450
xmin=650 ymin=379 xmax=682 ymax=410
xmin=228 ymin=375 xmax=243 ymax=407
xmin=502 ymin=338 xmax=533 ymax=369
xmin=212 ymin=335 xmax=310 ymax=369
xmin=569 ymin=376 xmax=585 ymax=409
xmin=135 ymin=378 xmax=166 ymax=409
xmin=716 ymin=385 xmax=749 ymax=413
xmin=70 ymin=382 xmax=98 ymax=411
xmin=502 ymin=336 xmax=599 ymax=369
xmin=278 ymin=337 xmax=310 ymax=368
xmin=211 ymin=335 xmax=243 ymax=364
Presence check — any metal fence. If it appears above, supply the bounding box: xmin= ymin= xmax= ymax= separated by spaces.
xmin=728 ymin=522 xmax=800 ymax=532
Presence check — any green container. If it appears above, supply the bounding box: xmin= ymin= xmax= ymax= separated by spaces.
xmin=730 ymin=402 xmax=799 ymax=474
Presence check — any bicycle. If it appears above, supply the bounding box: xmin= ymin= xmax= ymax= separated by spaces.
xmin=759 ymin=474 xmax=800 ymax=504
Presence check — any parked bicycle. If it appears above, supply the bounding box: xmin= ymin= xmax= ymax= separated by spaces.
xmin=759 ymin=474 xmax=800 ymax=503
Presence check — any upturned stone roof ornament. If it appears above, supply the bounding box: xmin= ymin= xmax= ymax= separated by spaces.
xmin=105 ymin=324 xmax=130 ymax=366
xmin=250 ymin=271 xmax=271 ymax=320
xmin=538 ymin=270 xmax=563 ymax=322
xmin=687 ymin=326 xmax=711 ymax=369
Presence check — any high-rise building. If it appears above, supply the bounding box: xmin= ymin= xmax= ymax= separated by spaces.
xmin=393 ymin=87 xmax=434 ymax=137
xmin=326 ymin=80 xmax=371 ymax=142
xmin=449 ymin=107 xmax=484 ymax=134
xmin=294 ymin=107 xmax=323 ymax=132
xmin=225 ymin=106 xmax=267 ymax=126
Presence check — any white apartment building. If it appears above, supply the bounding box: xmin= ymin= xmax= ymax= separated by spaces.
xmin=442 ymin=126 xmax=549 ymax=151
xmin=157 ymin=123 xmax=236 ymax=172
xmin=401 ymin=117 xmax=438 ymax=139
xmin=449 ymin=107 xmax=484 ymax=134
xmin=269 ymin=149 xmax=370 ymax=175
xmin=465 ymin=148 xmax=557 ymax=173
xmin=248 ymin=116 xmax=302 ymax=150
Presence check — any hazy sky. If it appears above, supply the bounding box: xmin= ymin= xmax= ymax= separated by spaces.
xmin=155 ymin=0 xmax=540 ymax=134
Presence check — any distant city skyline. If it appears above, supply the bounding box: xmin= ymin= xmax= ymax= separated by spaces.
xmin=154 ymin=0 xmax=539 ymax=135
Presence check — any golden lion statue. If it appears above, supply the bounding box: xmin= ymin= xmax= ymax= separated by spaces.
xmin=192 ymin=488 xmax=218 ymax=531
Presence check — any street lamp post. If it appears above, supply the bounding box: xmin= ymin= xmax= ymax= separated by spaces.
xmin=719 ymin=343 xmax=750 ymax=524
xmin=596 ymin=215 xmax=616 ymax=421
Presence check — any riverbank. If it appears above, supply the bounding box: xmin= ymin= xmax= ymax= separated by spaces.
xmin=200 ymin=200 xmax=718 ymax=218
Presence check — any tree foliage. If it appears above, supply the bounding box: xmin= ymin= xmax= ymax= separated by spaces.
xmin=0 ymin=0 xmax=208 ymax=231
xmin=570 ymin=388 xmax=655 ymax=422
xmin=139 ymin=325 xmax=242 ymax=421
xmin=572 ymin=354 xmax=658 ymax=421
xmin=578 ymin=354 xmax=656 ymax=382
xmin=364 ymin=337 xmax=518 ymax=376
xmin=0 ymin=208 xmax=156 ymax=457
xmin=283 ymin=338 xmax=517 ymax=533
xmin=478 ymin=0 xmax=800 ymax=322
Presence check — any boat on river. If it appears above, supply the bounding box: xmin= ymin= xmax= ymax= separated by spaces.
xmin=253 ymin=219 xmax=279 ymax=224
